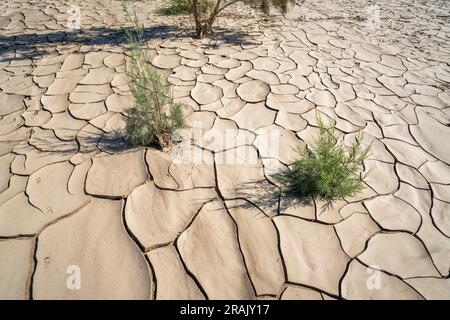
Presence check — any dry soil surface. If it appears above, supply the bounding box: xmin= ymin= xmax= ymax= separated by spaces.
xmin=0 ymin=0 xmax=449 ymax=299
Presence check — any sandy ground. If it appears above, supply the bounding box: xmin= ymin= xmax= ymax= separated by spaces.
xmin=0 ymin=0 xmax=449 ymax=299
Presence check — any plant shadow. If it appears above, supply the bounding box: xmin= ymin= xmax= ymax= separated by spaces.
xmin=0 ymin=24 xmax=257 ymax=63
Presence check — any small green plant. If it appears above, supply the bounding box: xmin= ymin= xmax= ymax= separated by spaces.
xmin=160 ymin=0 xmax=192 ymax=15
xmin=274 ymin=114 xmax=371 ymax=207
xmin=122 ymin=3 xmax=185 ymax=150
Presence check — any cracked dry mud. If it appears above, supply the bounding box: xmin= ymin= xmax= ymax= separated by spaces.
xmin=1 ymin=0 xmax=450 ymax=300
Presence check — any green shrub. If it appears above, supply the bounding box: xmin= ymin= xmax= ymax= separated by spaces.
xmin=159 ymin=0 xmax=192 ymax=15
xmin=274 ymin=115 xmax=370 ymax=206
xmin=189 ymin=0 xmax=296 ymax=38
xmin=122 ymin=3 xmax=185 ymax=150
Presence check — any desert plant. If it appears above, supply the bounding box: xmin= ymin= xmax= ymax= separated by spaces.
xmin=122 ymin=3 xmax=185 ymax=150
xmin=190 ymin=0 xmax=296 ymax=38
xmin=160 ymin=0 xmax=192 ymax=15
xmin=274 ymin=115 xmax=371 ymax=207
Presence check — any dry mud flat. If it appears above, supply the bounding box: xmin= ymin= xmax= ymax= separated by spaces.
xmin=0 ymin=0 xmax=450 ymax=299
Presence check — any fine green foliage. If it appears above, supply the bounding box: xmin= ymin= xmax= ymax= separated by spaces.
xmin=122 ymin=3 xmax=185 ymax=150
xmin=274 ymin=115 xmax=371 ymax=206
xmin=258 ymin=0 xmax=296 ymax=14
xmin=160 ymin=0 xmax=192 ymax=16
xmin=190 ymin=0 xmax=296 ymax=38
